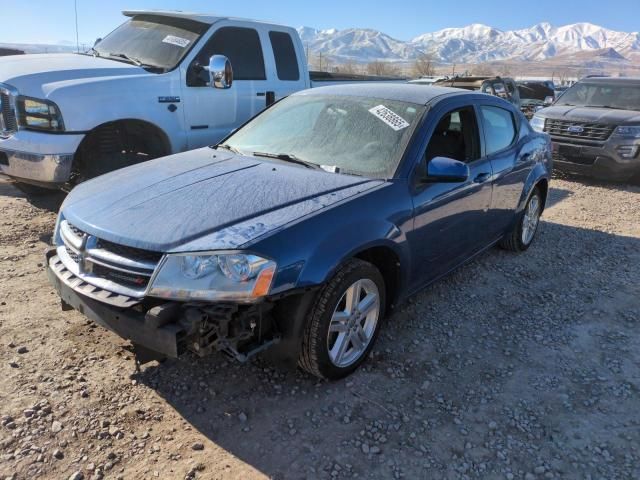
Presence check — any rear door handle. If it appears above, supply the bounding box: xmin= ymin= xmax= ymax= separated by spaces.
xmin=474 ymin=172 xmax=491 ymax=183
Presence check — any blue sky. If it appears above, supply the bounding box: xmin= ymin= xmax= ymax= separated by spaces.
xmin=2 ymin=0 xmax=639 ymax=44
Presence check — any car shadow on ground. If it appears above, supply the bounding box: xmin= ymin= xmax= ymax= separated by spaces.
xmin=0 ymin=179 xmax=66 ymax=212
xmin=131 ymin=221 xmax=640 ymax=479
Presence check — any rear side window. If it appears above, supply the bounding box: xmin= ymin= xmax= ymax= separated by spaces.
xmin=269 ymin=31 xmax=300 ymax=81
xmin=188 ymin=27 xmax=265 ymax=85
xmin=480 ymin=106 xmax=516 ymax=155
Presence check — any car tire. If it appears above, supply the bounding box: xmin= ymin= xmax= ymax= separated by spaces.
xmin=500 ymin=187 xmax=543 ymax=252
xmin=299 ymin=258 xmax=386 ymax=380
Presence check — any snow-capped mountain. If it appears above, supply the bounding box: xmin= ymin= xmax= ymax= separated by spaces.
xmin=298 ymin=22 xmax=640 ymax=64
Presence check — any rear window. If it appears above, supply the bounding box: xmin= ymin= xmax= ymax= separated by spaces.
xmin=269 ymin=31 xmax=300 ymax=81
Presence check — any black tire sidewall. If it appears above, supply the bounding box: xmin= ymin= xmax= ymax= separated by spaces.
xmin=305 ymin=260 xmax=386 ymax=380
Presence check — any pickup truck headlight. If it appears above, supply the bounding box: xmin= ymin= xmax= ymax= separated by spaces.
xmin=530 ymin=115 xmax=546 ymax=133
xmin=17 ymin=96 xmax=65 ymax=132
xmin=613 ymin=125 xmax=640 ymax=139
xmin=148 ymin=252 xmax=276 ymax=302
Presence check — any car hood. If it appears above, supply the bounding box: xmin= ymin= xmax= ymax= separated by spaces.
xmin=61 ymin=148 xmax=383 ymax=252
xmin=540 ymin=105 xmax=640 ymax=124
xmin=0 ymin=53 xmax=150 ymax=98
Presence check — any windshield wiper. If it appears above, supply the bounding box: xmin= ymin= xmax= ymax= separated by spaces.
xmin=107 ymin=52 xmax=160 ymax=70
xmin=252 ymin=151 xmax=321 ymax=170
xmin=589 ymin=105 xmax=619 ymax=109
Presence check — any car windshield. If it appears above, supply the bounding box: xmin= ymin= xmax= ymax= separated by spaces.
xmin=93 ymin=15 xmax=208 ymax=71
xmin=224 ymin=94 xmax=426 ymax=179
xmin=556 ymin=82 xmax=640 ymax=111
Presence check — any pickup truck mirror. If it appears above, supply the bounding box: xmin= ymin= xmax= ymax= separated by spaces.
xmin=544 ymin=95 xmax=554 ymax=106
xmin=208 ymin=55 xmax=233 ymax=89
xmin=423 ymin=156 xmax=470 ymax=183
xmin=94 ymin=37 xmax=102 ymax=47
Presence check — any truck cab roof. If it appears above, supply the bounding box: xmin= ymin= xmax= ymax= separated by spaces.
xmin=122 ymin=10 xmax=293 ymax=29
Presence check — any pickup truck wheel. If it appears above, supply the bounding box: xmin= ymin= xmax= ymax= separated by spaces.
xmin=500 ymin=187 xmax=542 ymax=252
xmin=299 ymin=259 xmax=385 ymax=380
xmin=72 ymin=122 xmax=168 ymax=184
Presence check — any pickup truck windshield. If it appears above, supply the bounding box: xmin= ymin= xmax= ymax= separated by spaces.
xmin=224 ymin=94 xmax=426 ymax=178
xmin=556 ymin=82 xmax=640 ymax=111
xmin=93 ymin=15 xmax=208 ymax=71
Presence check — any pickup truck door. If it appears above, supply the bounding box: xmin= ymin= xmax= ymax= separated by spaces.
xmin=181 ymin=25 xmax=271 ymax=149
xmin=408 ymin=104 xmax=494 ymax=289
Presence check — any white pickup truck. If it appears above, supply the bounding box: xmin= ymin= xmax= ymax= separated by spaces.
xmin=0 ymin=10 xmax=401 ymax=192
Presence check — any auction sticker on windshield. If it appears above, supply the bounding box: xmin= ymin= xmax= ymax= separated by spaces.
xmin=162 ymin=35 xmax=191 ymax=48
xmin=369 ymin=105 xmax=410 ymax=131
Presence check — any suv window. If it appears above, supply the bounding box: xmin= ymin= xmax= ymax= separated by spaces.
xmin=480 ymin=106 xmax=516 ymax=155
xmin=269 ymin=31 xmax=300 ymax=81
xmin=425 ymin=107 xmax=480 ymax=163
xmin=187 ymin=27 xmax=266 ymax=86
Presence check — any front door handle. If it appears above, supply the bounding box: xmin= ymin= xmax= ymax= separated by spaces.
xmin=474 ymin=172 xmax=491 ymax=183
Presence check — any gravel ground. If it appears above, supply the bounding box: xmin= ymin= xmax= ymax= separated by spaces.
xmin=0 ymin=175 xmax=639 ymax=480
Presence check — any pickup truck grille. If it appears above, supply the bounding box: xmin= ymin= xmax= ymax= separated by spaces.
xmin=544 ymin=119 xmax=614 ymax=142
xmin=57 ymin=220 xmax=164 ymax=301
xmin=0 ymin=85 xmax=18 ymax=137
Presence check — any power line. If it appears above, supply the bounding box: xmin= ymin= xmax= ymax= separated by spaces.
xmin=74 ymin=0 xmax=80 ymax=52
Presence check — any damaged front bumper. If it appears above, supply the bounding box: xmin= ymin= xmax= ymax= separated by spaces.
xmin=46 ymin=249 xmax=280 ymax=363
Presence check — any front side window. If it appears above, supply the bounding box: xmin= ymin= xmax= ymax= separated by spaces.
xmin=224 ymin=94 xmax=426 ymax=178
xmin=480 ymin=106 xmax=516 ymax=155
xmin=93 ymin=15 xmax=208 ymax=71
xmin=425 ymin=107 xmax=480 ymax=163
xmin=188 ymin=27 xmax=266 ymax=86
xmin=269 ymin=31 xmax=300 ymax=81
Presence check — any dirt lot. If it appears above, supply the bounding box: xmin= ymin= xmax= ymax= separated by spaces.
xmin=0 ymin=175 xmax=639 ymax=480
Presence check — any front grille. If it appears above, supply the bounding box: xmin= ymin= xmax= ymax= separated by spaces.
xmin=59 ymin=221 xmax=163 ymax=298
xmin=97 ymin=238 xmax=163 ymax=264
xmin=544 ymin=119 xmax=614 ymax=142
xmin=0 ymin=86 xmax=18 ymax=136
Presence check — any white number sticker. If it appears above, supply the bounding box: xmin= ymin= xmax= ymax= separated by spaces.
xmin=162 ymin=35 xmax=191 ymax=48
xmin=369 ymin=105 xmax=410 ymax=131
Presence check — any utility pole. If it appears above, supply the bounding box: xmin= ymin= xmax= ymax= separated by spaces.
xmin=74 ymin=0 xmax=80 ymax=53
xmin=319 ymin=52 xmax=323 ymax=71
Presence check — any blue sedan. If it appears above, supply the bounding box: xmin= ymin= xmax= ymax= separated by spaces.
xmin=47 ymin=84 xmax=552 ymax=380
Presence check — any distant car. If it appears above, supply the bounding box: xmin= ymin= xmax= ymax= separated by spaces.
xmin=517 ymin=82 xmax=555 ymax=119
xmin=532 ymin=77 xmax=640 ymax=182
xmin=409 ymin=76 xmax=445 ymax=85
xmin=433 ymin=76 xmax=521 ymax=109
xmin=47 ymin=84 xmax=552 ymax=380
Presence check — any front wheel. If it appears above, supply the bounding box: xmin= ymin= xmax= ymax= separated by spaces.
xmin=500 ymin=187 xmax=543 ymax=252
xmin=299 ymin=259 xmax=385 ymax=380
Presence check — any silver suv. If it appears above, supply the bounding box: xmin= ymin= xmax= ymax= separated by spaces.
xmin=531 ymin=77 xmax=640 ymax=182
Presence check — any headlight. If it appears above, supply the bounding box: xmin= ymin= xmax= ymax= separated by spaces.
xmin=530 ymin=115 xmax=546 ymax=133
xmin=149 ymin=252 xmax=276 ymax=302
xmin=17 ymin=96 xmax=65 ymax=132
xmin=613 ymin=125 xmax=640 ymax=139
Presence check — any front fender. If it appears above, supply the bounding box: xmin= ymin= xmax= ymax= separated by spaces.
xmin=46 ymin=74 xmax=186 ymax=152
xmin=298 ymin=218 xmax=410 ymax=289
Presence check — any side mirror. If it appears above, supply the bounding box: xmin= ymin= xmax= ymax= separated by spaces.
xmin=94 ymin=38 xmax=102 ymax=47
xmin=424 ymin=156 xmax=470 ymax=183
xmin=208 ymin=55 xmax=233 ymax=89
xmin=544 ymin=95 xmax=554 ymax=106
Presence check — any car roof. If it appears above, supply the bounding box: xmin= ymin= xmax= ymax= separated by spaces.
xmin=122 ymin=10 xmax=291 ymax=29
xmin=295 ymin=83 xmax=473 ymax=105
